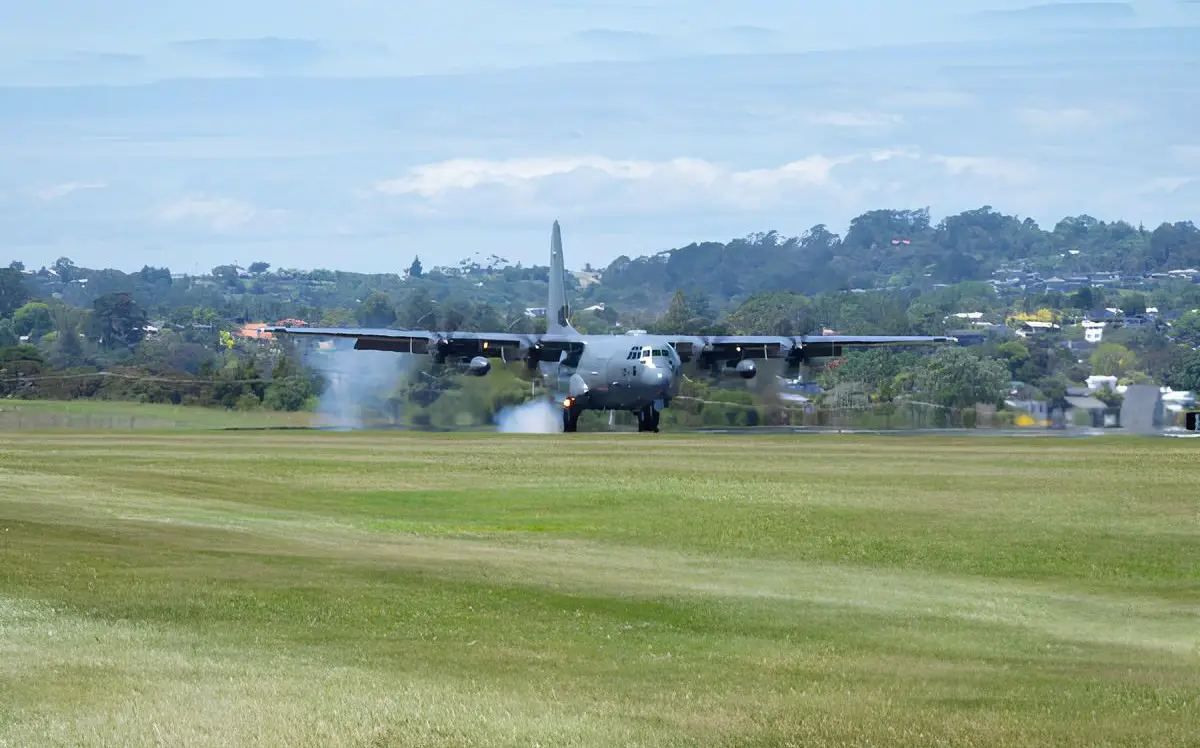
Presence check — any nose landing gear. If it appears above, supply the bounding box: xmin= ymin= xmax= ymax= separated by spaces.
xmin=636 ymin=404 xmax=660 ymax=433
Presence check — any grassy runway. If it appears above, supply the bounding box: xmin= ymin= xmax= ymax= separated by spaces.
xmin=1 ymin=431 xmax=1196 ymax=746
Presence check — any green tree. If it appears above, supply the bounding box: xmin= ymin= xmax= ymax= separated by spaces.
xmin=0 ymin=267 xmax=29 ymax=318
xmin=263 ymin=378 xmax=310 ymax=411
xmin=1090 ymin=343 xmax=1136 ymax=377
xmin=401 ymin=287 xmax=436 ymax=327
xmin=1069 ymin=286 xmax=1094 ymax=310
xmin=0 ymin=344 xmax=44 ymax=397
xmin=904 ymin=299 xmax=942 ymax=334
xmin=995 ymin=340 xmax=1032 ymax=379
xmin=1121 ymin=293 xmax=1148 ymax=316
xmin=912 ymin=347 xmax=1009 ymax=409
xmin=49 ymin=305 xmax=83 ymax=366
xmin=725 ymin=292 xmax=814 ymax=336
xmin=1172 ymin=310 xmax=1200 ymax=346
xmin=357 ymin=292 xmax=396 ymax=328
xmin=210 ymin=264 xmax=241 ymax=289
xmin=319 ymin=307 xmax=358 ymax=327
xmin=651 ymin=291 xmax=715 ymax=334
xmin=91 ymin=292 xmax=148 ymax=349
xmin=821 ymin=348 xmax=920 ymax=395
xmin=0 ymin=319 xmax=16 ymax=347
xmin=12 ymin=302 xmax=54 ymax=339
xmin=52 ymin=257 xmax=77 ymax=283
xmin=1165 ymin=349 xmax=1200 ymax=392
xmin=408 ymin=256 xmax=423 ymax=278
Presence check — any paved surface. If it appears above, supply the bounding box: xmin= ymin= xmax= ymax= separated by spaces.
xmin=226 ymin=424 xmax=1194 ymax=437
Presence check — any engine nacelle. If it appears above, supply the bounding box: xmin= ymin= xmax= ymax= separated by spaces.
xmin=735 ymin=359 xmax=757 ymax=379
xmin=464 ymin=355 xmax=491 ymax=376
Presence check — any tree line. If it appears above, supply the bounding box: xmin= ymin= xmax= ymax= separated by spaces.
xmin=3 ymin=204 xmax=1200 ymax=427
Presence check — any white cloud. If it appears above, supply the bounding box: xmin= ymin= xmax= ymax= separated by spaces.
xmin=1170 ymin=145 xmax=1200 ymax=163
xmin=927 ymin=155 xmax=1038 ymax=183
xmin=156 ymin=195 xmax=283 ymax=231
xmin=805 ymin=110 xmax=903 ymax=128
xmin=377 ymin=156 xmax=722 ymax=198
xmin=879 ymin=90 xmax=974 ymax=109
xmin=868 ymin=147 xmax=921 ymax=162
xmin=371 ymin=150 xmax=1041 ymax=219
xmin=1132 ymin=177 xmax=1195 ymax=195
xmin=1013 ymin=105 xmax=1136 ymax=133
xmin=30 ymin=181 xmax=107 ymax=200
xmin=374 ymin=154 xmax=856 ymax=216
xmin=1013 ymin=107 xmax=1096 ymax=131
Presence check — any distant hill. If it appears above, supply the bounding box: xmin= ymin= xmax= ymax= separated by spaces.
xmin=9 ymin=206 xmax=1200 ymax=324
xmin=581 ymin=207 xmax=1200 ymax=314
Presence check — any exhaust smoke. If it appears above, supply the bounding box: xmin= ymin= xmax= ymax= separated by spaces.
xmin=302 ymin=343 xmax=414 ymax=429
xmin=494 ymin=398 xmax=563 ymax=433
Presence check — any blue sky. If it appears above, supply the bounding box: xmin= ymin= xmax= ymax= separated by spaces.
xmin=1 ymin=1 xmax=1198 ymax=273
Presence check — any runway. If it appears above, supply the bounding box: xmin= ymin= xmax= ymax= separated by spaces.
xmin=221 ymin=424 xmax=1188 ymax=437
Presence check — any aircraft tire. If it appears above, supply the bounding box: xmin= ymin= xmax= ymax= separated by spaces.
xmin=563 ymin=405 xmax=580 ymax=432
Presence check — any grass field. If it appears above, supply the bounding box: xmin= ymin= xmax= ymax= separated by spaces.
xmin=0 ymin=401 xmax=314 ymax=429
xmin=1 ymin=431 xmax=1196 ymax=747
xmin=0 ymin=400 xmax=313 ymax=430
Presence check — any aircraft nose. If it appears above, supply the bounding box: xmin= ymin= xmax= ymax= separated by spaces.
xmin=642 ymin=366 xmax=670 ymax=391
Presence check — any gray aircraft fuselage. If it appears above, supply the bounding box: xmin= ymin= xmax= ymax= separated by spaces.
xmin=537 ymin=333 xmax=683 ymax=413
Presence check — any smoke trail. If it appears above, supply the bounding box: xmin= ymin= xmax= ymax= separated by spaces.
xmin=494 ymin=397 xmax=563 ymax=433
xmin=301 ymin=342 xmax=414 ymax=429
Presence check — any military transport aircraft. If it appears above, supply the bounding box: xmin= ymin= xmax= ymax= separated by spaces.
xmin=264 ymin=222 xmax=955 ymax=433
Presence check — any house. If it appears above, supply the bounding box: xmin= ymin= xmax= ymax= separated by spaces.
xmin=1085 ymin=375 xmax=1117 ymax=392
xmin=1064 ymin=394 xmax=1110 ymax=428
xmin=1081 ymin=320 xmax=1105 ymax=343
xmin=1014 ymin=320 xmax=1059 ymax=338
xmin=948 ymin=329 xmax=988 ymax=346
xmin=1005 ymin=398 xmax=1050 ymax=426
xmin=234 ymin=322 xmax=272 ymax=340
xmin=949 ymin=312 xmax=987 ymax=325
xmin=1161 ymin=389 xmax=1196 ymax=414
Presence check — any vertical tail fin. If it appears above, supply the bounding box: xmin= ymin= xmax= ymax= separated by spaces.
xmin=547 ymin=220 xmax=578 ymax=336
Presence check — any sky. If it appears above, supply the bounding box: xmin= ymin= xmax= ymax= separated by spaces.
xmin=1 ymin=1 xmax=1199 ymax=273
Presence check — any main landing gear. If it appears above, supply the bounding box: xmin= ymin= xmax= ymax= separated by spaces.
xmin=636 ymin=404 xmax=660 ymax=433
xmin=560 ymin=399 xmax=661 ymax=433
xmin=562 ymin=398 xmax=582 ymax=432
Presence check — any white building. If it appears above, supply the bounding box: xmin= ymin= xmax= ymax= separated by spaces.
xmin=1081 ymin=320 xmax=1105 ymax=343
xmin=1086 ymin=375 xmax=1118 ymax=392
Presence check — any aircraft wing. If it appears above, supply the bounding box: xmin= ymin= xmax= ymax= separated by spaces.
xmin=657 ymin=333 xmax=956 ymax=364
xmin=261 ymin=326 xmax=584 ymax=364
xmin=796 ymin=334 xmax=957 ymax=358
